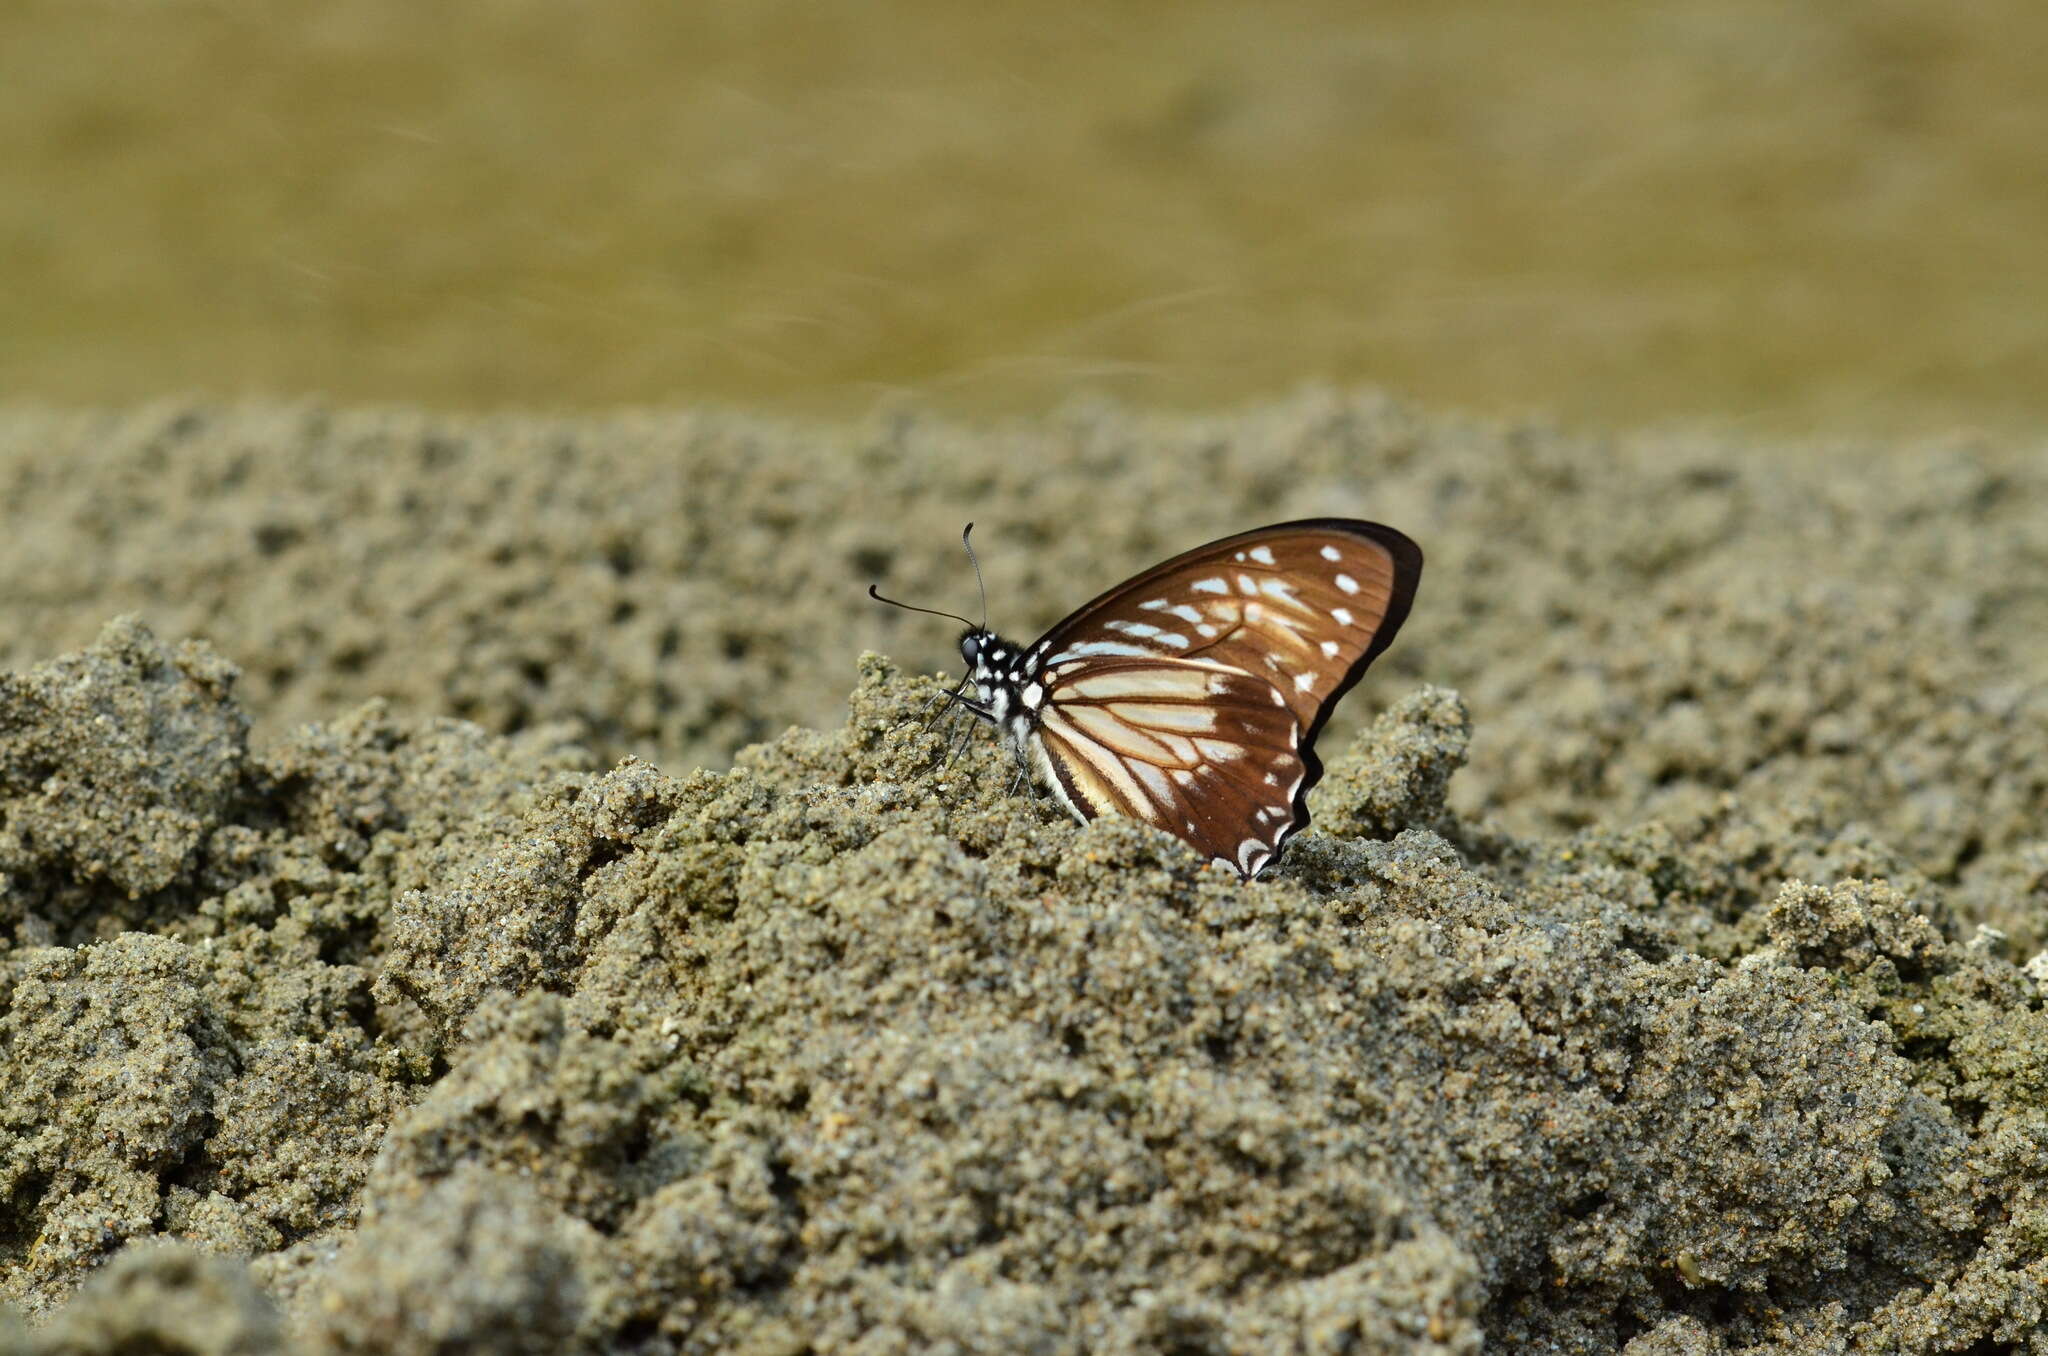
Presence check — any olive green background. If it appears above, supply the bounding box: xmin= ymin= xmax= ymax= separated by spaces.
xmin=7 ymin=0 xmax=2046 ymax=432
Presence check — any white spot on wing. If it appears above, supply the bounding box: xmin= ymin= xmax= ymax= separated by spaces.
xmin=1294 ymin=672 xmax=1315 ymax=692
xmin=1196 ymin=623 xmax=1218 ymax=638
xmin=1320 ymin=641 xmax=1339 ymax=658
xmin=1335 ymin=573 xmax=1360 ymax=594
xmin=1023 ymin=682 xmax=1044 ymax=706
xmin=1130 ymin=758 xmax=1176 ymax=805
xmin=1190 ymin=577 xmax=1229 ymax=594
xmin=1067 ymin=668 xmax=1222 ymax=699
xmin=1169 ymin=604 xmax=1203 ymax=623
xmin=1320 ymin=545 xmax=1342 ymax=561
xmin=1237 ymin=574 xmax=1259 ymax=595
xmin=1155 ymin=633 xmax=1189 ymax=647
xmin=1260 ymin=579 xmax=1305 ymax=609
xmin=1110 ymin=702 xmax=1217 ymax=732
xmin=1332 ymin=607 xmax=1354 ymax=626
xmin=1140 ymin=598 xmax=1170 ymax=611
xmin=1048 ymin=641 xmax=1154 ymax=661
xmin=1248 ymin=545 xmax=1276 ymax=565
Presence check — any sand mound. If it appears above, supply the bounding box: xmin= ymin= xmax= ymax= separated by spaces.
xmin=3 ymin=397 xmax=2047 ymax=1353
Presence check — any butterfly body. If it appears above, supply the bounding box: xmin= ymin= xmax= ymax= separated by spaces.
xmin=919 ymin=519 xmax=1422 ymax=879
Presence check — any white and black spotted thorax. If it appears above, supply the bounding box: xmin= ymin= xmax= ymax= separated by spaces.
xmin=958 ymin=627 xmax=1050 ymax=751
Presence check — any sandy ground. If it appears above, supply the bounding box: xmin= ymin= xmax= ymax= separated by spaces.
xmin=2 ymin=395 xmax=2046 ymax=1353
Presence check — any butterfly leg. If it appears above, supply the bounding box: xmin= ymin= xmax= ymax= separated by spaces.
xmin=916 ymin=672 xmax=973 ymax=730
xmin=940 ymin=711 xmax=983 ymax=773
xmin=926 ymin=684 xmax=994 ymax=777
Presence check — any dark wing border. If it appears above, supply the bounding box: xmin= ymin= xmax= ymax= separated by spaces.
xmin=1032 ymin=518 xmax=1424 ymax=870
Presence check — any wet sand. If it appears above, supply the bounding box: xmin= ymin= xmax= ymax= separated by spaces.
xmin=3 ymin=396 xmax=2046 ymax=1352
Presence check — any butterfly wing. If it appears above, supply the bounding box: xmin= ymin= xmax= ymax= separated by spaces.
xmin=1034 ymin=656 xmax=1314 ymax=875
xmin=1027 ymin=519 xmax=1422 ymax=876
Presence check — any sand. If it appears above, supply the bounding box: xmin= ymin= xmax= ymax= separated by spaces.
xmin=2 ymin=395 xmax=2045 ymax=1353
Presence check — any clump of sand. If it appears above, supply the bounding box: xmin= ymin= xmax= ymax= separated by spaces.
xmin=2 ymin=400 xmax=2042 ymax=935
xmin=0 ymin=623 xmax=2041 ymax=1354
xmin=3 ymin=397 xmax=2047 ymax=1352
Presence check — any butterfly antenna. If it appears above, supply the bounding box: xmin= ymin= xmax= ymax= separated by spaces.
xmin=867 ymin=584 xmax=976 ymax=629
xmin=960 ymin=522 xmax=989 ymax=632
xmin=870 ymin=524 xmax=990 ymax=740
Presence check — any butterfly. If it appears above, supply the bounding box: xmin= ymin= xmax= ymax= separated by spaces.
xmin=872 ymin=519 xmax=1423 ymax=878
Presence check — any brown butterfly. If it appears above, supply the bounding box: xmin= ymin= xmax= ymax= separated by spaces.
xmin=874 ymin=520 xmax=1423 ymax=878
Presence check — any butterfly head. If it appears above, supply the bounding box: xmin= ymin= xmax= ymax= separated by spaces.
xmin=957 ymin=627 xmax=990 ymax=671
xmin=957 ymin=626 xmax=1047 ymax=728
xmin=959 ymin=626 xmax=1009 ymax=699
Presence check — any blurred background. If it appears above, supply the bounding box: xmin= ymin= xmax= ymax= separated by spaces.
xmin=6 ymin=0 xmax=2046 ymax=435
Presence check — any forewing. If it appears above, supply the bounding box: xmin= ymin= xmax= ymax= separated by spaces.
xmin=1036 ymin=519 xmax=1421 ymax=737
xmin=1034 ymin=657 xmax=1309 ymax=876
